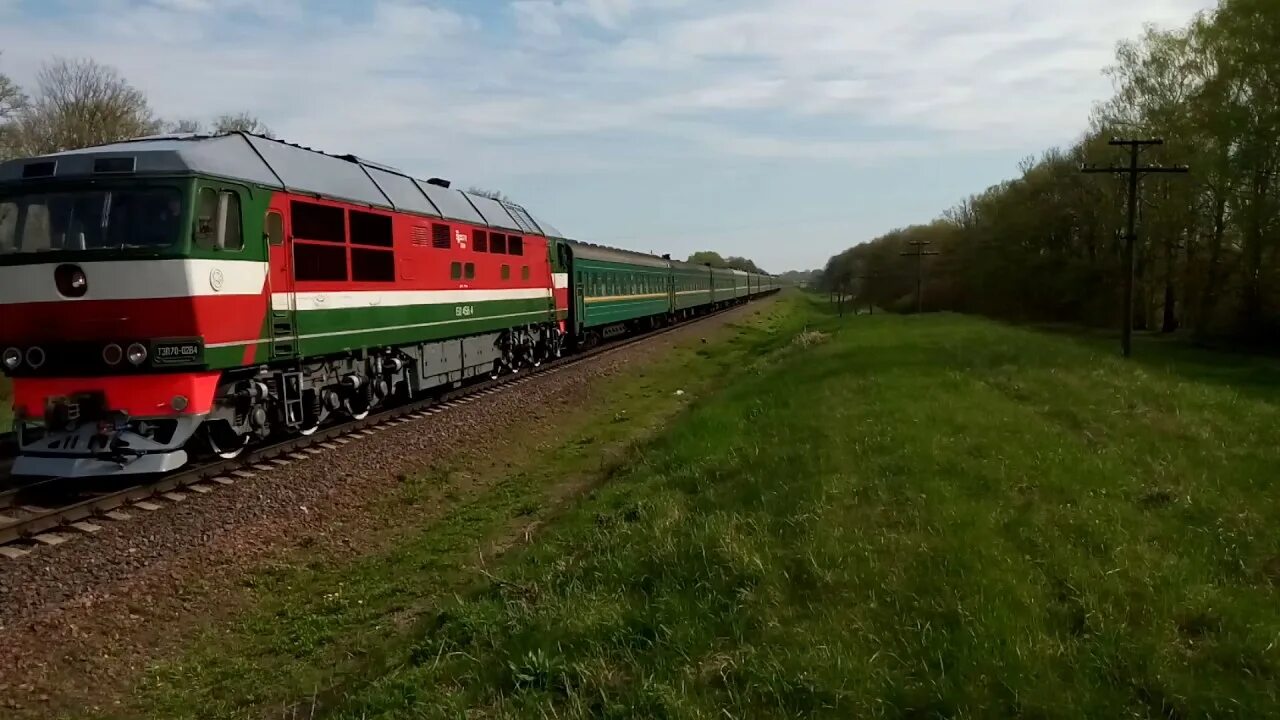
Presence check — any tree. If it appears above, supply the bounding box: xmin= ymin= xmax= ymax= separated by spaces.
xmin=0 ymin=54 xmax=28 ymax=159
xmin=167 ymin=118 xmax=204 ymax=134
xmin=815 ymin=0 xmax=1280 ymax=345
xmin=9 ymin=57 xmax=161 ymax=155
xmin=212 ymin=111 xmax=272 ymax=137
xmin=467 ymin=187 xmax=510 ymax=203
xmin=165 ymin=112 xmax=273 ymax=137
xmin=686 ymin=251 xmax=766 ymax=273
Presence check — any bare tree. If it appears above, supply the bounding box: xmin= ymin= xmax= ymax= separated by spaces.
xmin=0 ymin=54 xmax=28 ymax=160
xmin=467 ymin=187 xmax=511 ymax=203
xmin=213 ymin=111 xmax=272 ymax=137
xmin=167 ymin=118 xmax=204 ymax=134
xmin=10 ymin=57 xmax=160 ymax=155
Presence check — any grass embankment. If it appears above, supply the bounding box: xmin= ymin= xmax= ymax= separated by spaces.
xmin=106 ymin=298 xmax=805 ymax=720
xmin=121 ymin=296 xmax=1279 ymax=718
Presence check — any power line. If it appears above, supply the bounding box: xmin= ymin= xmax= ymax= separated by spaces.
xmin=1081 ymin=138 xmax=1189 ymax=358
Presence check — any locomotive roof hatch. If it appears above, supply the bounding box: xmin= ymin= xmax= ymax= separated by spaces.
xmin=0 ymin=132 xmax=556 ymax=236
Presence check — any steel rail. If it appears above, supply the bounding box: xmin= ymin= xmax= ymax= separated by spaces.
xmin=0 ymin=299 xmax=764 ymax=548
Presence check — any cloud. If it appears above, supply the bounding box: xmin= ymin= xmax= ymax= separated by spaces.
xmin=0 ymin=0 xmax=1214 ymax=166
xmin=0 ymin=0 xmax=1218 ymax=267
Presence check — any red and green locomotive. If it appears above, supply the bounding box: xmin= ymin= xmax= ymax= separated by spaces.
xmin=0 ymin=132 xmax=775 ymax=478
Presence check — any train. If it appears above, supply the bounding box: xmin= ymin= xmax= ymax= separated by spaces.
xmin=0 ymin=132 xmax=777 ymax=478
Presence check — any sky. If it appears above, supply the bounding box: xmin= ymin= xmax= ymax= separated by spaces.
xmin=0 ymin=0 xmax=1218 ymax=272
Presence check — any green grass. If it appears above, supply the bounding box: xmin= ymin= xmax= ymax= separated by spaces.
xmin=99 ymin=299 xmax=807 ymax=720
xmin=113 ymin=295 xmax=1280 ymax=718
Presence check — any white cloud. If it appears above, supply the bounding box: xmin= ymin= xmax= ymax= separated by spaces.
xmin=0 ymin=0 xmax=1216 ymax=167
xmin=0 ymin=0 xmax=1219 ymax=266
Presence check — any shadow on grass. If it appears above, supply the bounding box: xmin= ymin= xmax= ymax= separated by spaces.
xmin=1031 ymin=323 xmax=1280 ymax=403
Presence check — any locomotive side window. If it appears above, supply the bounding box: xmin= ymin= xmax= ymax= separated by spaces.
xmin=220 ymin=192 xmax=242 ymax=251
xmin=501 ymin=264 xmax=510 ymax=281
xmin=464 ymin=262 xmax=475 ymax=280
xmin=294 ymin=243 xmax=348 ymax=281
xmin=348 ymin=209 xmax=395 ymax=282
xmin=0 ymin=202 xmax=15 ymax=252
xmin=195 ymin=188 xmax=217 ymax=247
xmin=195 ymin=188 xmax=242 ymax=251
xmin=291 ymin=201 xmax=345 ymax=243
xmin=265 ymin=211 xmax=284 ymax=246
xmin=473 ymin=230 xmax=488 ymax=253
xmin=508 ymin=236 xmax=523 ymax=256
xmin=450 ymin=261 xmax=462 ymax=280
xmin=521 ymin=265 xmax=530 ymax=281
xmin=349 ymin=210 xmax=393 ymax=247
xmin=352 ymin=247 xmax=394 ymax=282
xmin=292 ymin=200 xmax=348 ymax=281
xmin=491 ymin=233 xmax=507 ymax=254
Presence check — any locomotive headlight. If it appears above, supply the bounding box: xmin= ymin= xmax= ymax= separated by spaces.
xmin=126 ymin=342 xmax=148 ymax=366
xmin=25 ymin=346 xmax=46 ymax=369
xmin=2 ymin=347 xmax=20 ymax=370
xmin=102 ymin=343 xmax=124 ymax=366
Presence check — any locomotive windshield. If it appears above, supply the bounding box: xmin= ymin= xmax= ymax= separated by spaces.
xmin=0 ymin=187 xmax=183 ymax=255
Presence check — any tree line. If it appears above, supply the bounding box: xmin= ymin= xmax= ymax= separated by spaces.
xmin=819 ymin=0 xmax=1279 ymax=344
xmin=686 ymin=251 xmax=767 ymax=274
xmin=0 ymin=56 xmax=270 ymax=161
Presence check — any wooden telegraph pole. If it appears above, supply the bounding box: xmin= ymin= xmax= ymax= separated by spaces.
xmin=1082 ymin=138 xmax=1188 ymax=357
xmin=899 ymin=240 xmax=940 ymax=314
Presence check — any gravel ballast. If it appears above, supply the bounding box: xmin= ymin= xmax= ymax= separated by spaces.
xmin=0 ymin=302 xmax=764 ymax=715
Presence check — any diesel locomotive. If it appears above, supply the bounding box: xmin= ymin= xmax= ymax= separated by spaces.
xmin=0 ymin=132 xmax=776 ymax=478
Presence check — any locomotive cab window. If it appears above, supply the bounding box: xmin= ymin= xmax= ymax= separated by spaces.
xmin=194 ymin=187 xmax=242 ymax=251
xmin=508 ymin=236 xmax=523 ymax=256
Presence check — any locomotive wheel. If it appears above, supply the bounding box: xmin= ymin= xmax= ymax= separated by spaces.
xmin=204 ymin=422 xmax=250 ymax=460
xmin=345 ymin=398 xmax=370 ymax=421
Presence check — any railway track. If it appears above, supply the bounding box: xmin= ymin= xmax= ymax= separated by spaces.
xmin=0 ymin=303 xmax=752 ymax=558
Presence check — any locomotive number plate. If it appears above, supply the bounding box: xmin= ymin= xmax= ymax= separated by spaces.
xmin=455 ymin=305 xmax=475 ymax=317
xmin=152 ymin=340 xmax=205 ymax=366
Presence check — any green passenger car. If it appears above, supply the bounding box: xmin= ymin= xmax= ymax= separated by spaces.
xmin=671 ymin=260 xmax=713 ymax=316
xmin=567 ymin=241 xmax=672 ymax=336
xmin=710 ymin=266 xmax=737 ymax=306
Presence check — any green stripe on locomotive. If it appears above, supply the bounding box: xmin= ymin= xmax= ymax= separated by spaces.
xmin=291 ymin=296 xmax=555 ymax=356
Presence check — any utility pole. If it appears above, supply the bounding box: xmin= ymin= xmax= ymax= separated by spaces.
xmin=1082 ymin=138 xmax=1189 ymax=358
xmin=899 ymin=240 xmax=940 ymax=314
xmin=855 ymin=272 xmax=880 ymax=315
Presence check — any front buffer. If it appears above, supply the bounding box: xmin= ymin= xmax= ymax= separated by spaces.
xmin=10 ymin=372 xmax=221 ymax=477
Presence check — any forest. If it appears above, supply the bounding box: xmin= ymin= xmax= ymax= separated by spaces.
xmin=819 ymin=0 xmax=1279 ymax=344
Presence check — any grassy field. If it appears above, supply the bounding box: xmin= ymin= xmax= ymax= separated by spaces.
xmin=112 ymin=294 xmax=1280 ymax=718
